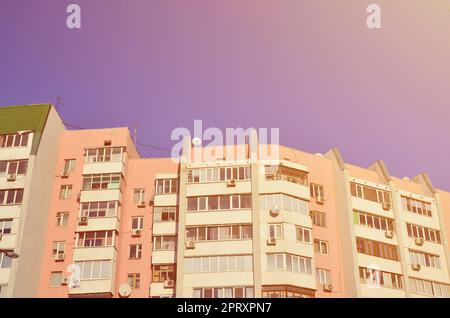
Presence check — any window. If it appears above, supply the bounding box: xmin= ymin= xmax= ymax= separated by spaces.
xmin=0 ymin=252 xmax=13 ymax=268
xmin=85 ymin=147 xmax=124 ymax=163
xmin=260 ymin=194 xmax=308 ymax=215
xmin=353 ymin=210 xmax=394 ymax=231
xmin=409 ymin=277 xmax=450 ymax=297
xmin=186 ymin=225 xmax=252 ymax=241
xmin=127 ymin=273 xmax=140 ymax=289
xmin=0 ymin=219 xmax=12 ymax=235
xmin=56 ymin=212 xmax=69 ymax=227
xmin=316 ymin=269 xmax=332 ymax=284
xmin=129 ymin=244 xmax=142 ymax=259
xmin=269 ymin=224 xmax=283 ymax=239
xmin=59 ymin=185 xmax=72 ymax=200
xmin=81 ymin=201 xmax=117 ymax=218
xmin=153 ymin=206 xmax=176 ymax=222
xmin=131 ymin=216 xmax=144 ymax=230
xmin=52 ymin=241 xmax=65 ymax=256
xmin=153 ymin=236 xmax=177 ymax=251
xmin=314 ymin=240 xmax=328 ymax=255
xmin=82 ymin=174 xmax=121 ymax=190
xmin=356 ymin=237 xmax=399 ymax=261
xmin=310 ymin=183 xmax=324 ymax=200
xmin=63 ymin=159 xmax=76 ymax=173
xmin=350 ymin=182 xmax=391 ymax=205
xmin=0 ymin=160 xmax=28 ymax=176
xmin=406 ymin=223 xmax=441 ymax=244
xmin=0 ymin=189 xmax=24 ymax=205
xmin=155 ymin=179 xmax=178 ymax=195
xmin=0 ymin=285 xmax=7 ymax=298
xmin=75 ymin=260 xmax=112 ymax=280
xmin=264 ymin=165 xmax=308 ymax=186
xmin=50 ymin=272 xmax=63 ymax=287
xmin=187 ymin=194 xmax=252 ymax=212
xmin=188 ymin=166 xmax=251 ymax=183
xmin=359 ymin=267 xmax=403 ymax=289
xmin=194 ymin=286 xmax=254 ymax=298
xmin=262 ymin=286 xmax=314 ymax=298
xmin=310 ymin=211 xmax=327 ymax=227
xmin=133 ymin=189 xmax=145 ymax=203
xmin=296 ymin=226 xmax=311 ymax=243
xmin=409 ymin=250 xmax=441 ymax=269
xmin=185 ymin=255 xmax=253 ymax=273
xmin=266 ymin=253 xmax=312 ymax=274
xmin=152 ymin=264 xmax=176 ymax=282
xmin=0 ymin=132 xmax=30 ymax=148
xmin=401 ymin=196 xmax=432 ymax=217
xmin=77 ymin=231 xmax=115 ymax=247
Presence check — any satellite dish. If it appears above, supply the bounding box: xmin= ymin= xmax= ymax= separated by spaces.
xmin=192 ymin=137 xmax=202 ymax=146
xmin=118 ymin=283 xmax=132 ymax=298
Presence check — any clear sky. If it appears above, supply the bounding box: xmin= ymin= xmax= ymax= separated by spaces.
xmin=1 ymin=1 xmax=449 ymax=190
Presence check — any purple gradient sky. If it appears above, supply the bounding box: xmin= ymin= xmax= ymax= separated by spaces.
xmin=1 ymin=1 xmax=450 ymax=189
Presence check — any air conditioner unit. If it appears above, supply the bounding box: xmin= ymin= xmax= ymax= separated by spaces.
xmin=267 ymin=237 xmax=277 ymax=246
xmin=226 ymin=179 xmax=236 ymax=187
xmin=269 ymin=206 xmax=280 ymax=217
xmin=61 ymin=278 xmax=68 ymax=286
xmin=149 ymin=200 xmax=154 ymax=206
xmin=76 ymin=193 xmax=81 ymax=202
xmin=61 ymin=171 xmax=69 ymax=178
xmin=131 ymin=229 xmax=142 ymax=237
xmin=185 ymin=240 xmax=196 ymax=249
xmin=138 ymin=201 xmax=146 ymax=208
xmin=104 ymin=140 xmax=112 ymax=146
xmin=385 ymin=230 xmax=394 ymax=239
xmin=316 ymin=196 xmax=324 ymax=204
xmin=78 ymin=216 xmax=88 ymax=226
xmin=323 ymin=284 xmax=333 ymax=292
xmin=411 ymin=263 xmax=421 ymax=271
xmin=382 ymin=202 xmax=391 ymax=211
xmin=164 ymin=280 xmax=175 ymax=288
xmin=7 ymin=174 xmax=16 ymax=182
xmin=414 ymin=237 xmax=424 ymax=246
xmin=54 ymin=253 xmax=65 ymax=261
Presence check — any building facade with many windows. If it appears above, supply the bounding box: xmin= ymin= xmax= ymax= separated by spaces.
xmin=1 ymin=103 xmax=450 ymax=298
xmin=0 ymin=104 xmax=64 ymax=297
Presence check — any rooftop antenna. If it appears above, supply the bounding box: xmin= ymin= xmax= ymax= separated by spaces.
xmin=55 ymin=96 xmax=64 ymax=110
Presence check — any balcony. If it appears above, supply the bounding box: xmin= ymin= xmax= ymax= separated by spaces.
xmin=184 ymin=240 xmax=253 ymax=257
xmin=153 ymin=222 xmax=177 ymax=236
xmin=76 ymin=217 xmax=120 ymax=232
xmin=154 ymin=193 xmax=178 ymax=206
xmin=83 ymin=161 xmax=125 ymax=175
xmin=152 ymin=250 xmax=176 ymax=264
xmin=260 ymin=173 xmax=309 ymax=201
xmin=186 ymin=210 xmax=252 ymax=226
xmin=0 ymin=174 xmax=26 ymax=190
xmin=68 ymin=278 xmax=114 ymax=296
xmin=183 ymin=272 xmax=254 ymax=290
xmin=186 ymin=181 xmax=252 ymax=197
xmin=73 ymin=246 xmax=116 ymax=261
xmin=0 ymin=268 xmax=11 ymax=285
xmin=150 ymin=282 xmax=176 ymax=297
xmin=80 ymin=188 xmax=122 ymax=203
xmin=352 ymin=197 xmax=394 ymax=217
xmin=261 ymin=271 xmax=316 ymax=291
xmin=360 ymin=284 xmax=406 ymax=298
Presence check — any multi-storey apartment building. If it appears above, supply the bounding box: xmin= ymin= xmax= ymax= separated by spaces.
xmin=0 ymin=104 xmax=64 ymax=297
xmin=1 ymin=103 xmax=450 ymax=298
